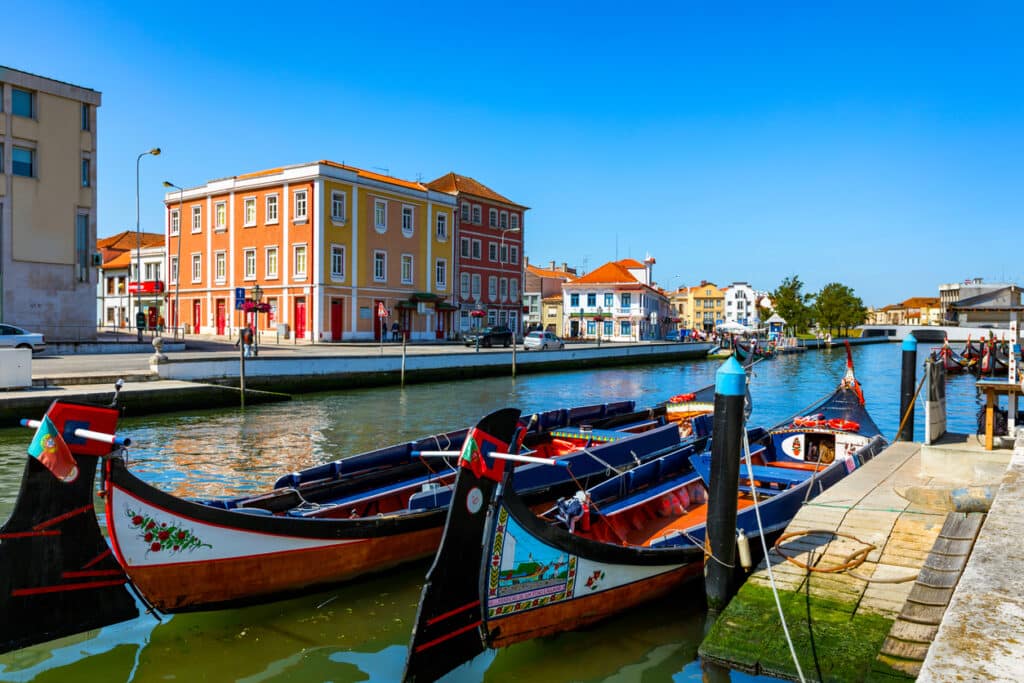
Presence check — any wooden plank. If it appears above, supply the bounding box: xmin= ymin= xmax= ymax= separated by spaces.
xmin=938 ymin=511 xmax=985 ymax=540
xmin=887 ymin=619 xmax=940 ymax=643
xmin=898 ymin=601 xmax=947 ymax=625
xmin=915 ymin=567 xmax=961 ymax=589
xmin=927 ymin=537 xmax=975 ymax=556
xmin=906 ymin=583 xmax=954 ymax=607
xmin=880 ymin=636 xmax=931 ymax=661
xmin=923 ymin=551 xmax=971 ymax=572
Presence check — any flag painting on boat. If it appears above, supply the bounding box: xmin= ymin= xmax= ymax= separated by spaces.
xmin=27 ymin=415 xmax=78 ymax=483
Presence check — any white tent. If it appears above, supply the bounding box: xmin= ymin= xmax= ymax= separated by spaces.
xmin=716 ymin=321 xmax=750 ymax=334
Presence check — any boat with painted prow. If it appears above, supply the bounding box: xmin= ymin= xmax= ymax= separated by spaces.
xmin=403 ymin=346 xmax=887 ymax=682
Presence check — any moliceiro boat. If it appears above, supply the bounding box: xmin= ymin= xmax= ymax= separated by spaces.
xmin=0 ymin=387 xmax=718 ymax=654
xmin=404 ymin=351 xmax=886 ymax=683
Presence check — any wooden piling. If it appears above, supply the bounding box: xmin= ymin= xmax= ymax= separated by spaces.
xmin=898 ymin=334 xmax=917 ymax=441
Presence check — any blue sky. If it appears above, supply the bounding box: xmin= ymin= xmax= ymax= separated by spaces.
xmin=7 ymin=2 xmax=1022 ymax=305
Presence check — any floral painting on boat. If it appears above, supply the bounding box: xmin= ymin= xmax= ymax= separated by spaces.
xmin=125 ymin=508 xmax=212 ymax=555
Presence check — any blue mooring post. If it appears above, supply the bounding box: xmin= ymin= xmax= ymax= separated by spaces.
xmin=898 ymin=334 xmax=918 ymax=441
xmin=705 ymin=356 xmax=746 ymax=613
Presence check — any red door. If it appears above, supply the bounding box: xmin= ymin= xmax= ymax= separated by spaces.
xmin=373 ymin=300 xmax=384 ymax=341
xmin=192 ymin=300 xmax=201 ymax=334
xmin=330 ymin=299 xmax=343 ymax=341
xmin=216 ymin=300 xmax=226 ymax=335
xmin=294 ymin=298 xmax=306 ymax=340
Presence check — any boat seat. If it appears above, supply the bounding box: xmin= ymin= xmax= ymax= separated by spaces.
xmin=407 ymin=484 xmax=453 ymax=511
xmin=294 ymin=471 xmax=446 ymax=514
xmin=738 ymin=485 xmax=782 ymax=498
xmin=232 ymin=506 xmax=274 ymax=516
xmin=548 ymin=427 xmax=625 ymax=443
xmin=741 ymin=465 xmax=810 ymax=486
xmin=602 ymin=473 xmax=703 ymax=515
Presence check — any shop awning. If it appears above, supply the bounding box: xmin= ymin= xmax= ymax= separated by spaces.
xmin=411 ymin=292 xmax=441 ymax=302
xmin=436 ymin=302 xmax=458 ymax=311
xmin=395 ymin=301 xmax=417 ymax=309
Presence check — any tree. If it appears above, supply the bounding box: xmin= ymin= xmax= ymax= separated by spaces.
xmin=813 ymin=282 xmax=867 ymax=335
xmin=771 ymin=275 xmax=814 ymax=334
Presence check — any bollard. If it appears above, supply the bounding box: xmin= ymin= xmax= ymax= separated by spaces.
xmin=705 ymin=355 xmax=746 ymax=613
xmin=898 ymin=333 xmax=917 ymax=441
xmin=238 ymin=329 xmax=247 ymax=410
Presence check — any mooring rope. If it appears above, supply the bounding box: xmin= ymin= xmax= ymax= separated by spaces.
xmin=773 ymin=529 xmax=919 ymax=583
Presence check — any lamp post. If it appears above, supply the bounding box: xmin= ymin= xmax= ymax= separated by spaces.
xmin=596 ymin=306 xmax=603 ymax=347
xmin=252 ymin=283 xmax=263 ymax=355
xmin=134 ymin=147 xmax=161 ymax=342
xmin=162 ymin=181 xmax=183 ymax=340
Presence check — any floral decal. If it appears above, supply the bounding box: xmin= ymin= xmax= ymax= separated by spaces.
xmin=126 ymin=508 xmax=212 ymax=555
xmin=585 ymin=570 xmax=605 ymax=591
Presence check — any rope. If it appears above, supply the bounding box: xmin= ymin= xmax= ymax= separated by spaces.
xmin=563 ymin=463 xmax=628 ymax=545
xmin=772 ymin=529 xmax=918 ymax=584
xmin=742 ymin=427 xmax=806 ymax=683
xmin=893 ymin=371 xmax=928 ymax=442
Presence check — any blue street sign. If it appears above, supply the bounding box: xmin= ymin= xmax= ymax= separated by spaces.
xmin=234 ymin=286 xmax=246 ymax=311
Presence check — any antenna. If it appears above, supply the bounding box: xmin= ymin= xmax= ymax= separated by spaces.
xmin=372 ymin=166 xmax=390 ymax=176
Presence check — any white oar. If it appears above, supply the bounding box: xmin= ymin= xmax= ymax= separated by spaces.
xmin=411 ymin=450 xmax=568 ymax=467
xmin=20 ymin=419 xmax=131 ymax=448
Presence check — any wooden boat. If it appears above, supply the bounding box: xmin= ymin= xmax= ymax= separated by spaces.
xmin=979 ymin=338 xmax=1008 ymax=375
xmin=962 ymin=336 xmax=982 ymax=363
xmin=933 ymin=337 xmax=975 ymax=373
xmin=734 ymin=340 xmax=772 ymax=362
xmin=0 ymin=390 xmax=719 ymax=653
xmin=404 ymin=351 xmax=886 ymax=682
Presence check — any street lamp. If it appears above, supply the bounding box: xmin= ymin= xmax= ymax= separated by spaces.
xmin=252 ymin=283 xmax=263 ymax=355
xmin=135 ymin=147 xmax=161 ymax=341
xmin=596 ymin=306 xmax=603 ymax=347
xmin=162 ymin=181 xmax=183 ymax=339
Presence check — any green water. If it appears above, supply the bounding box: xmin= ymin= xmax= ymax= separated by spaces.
xmin=0 ymin=343 xmax=981 ymax=681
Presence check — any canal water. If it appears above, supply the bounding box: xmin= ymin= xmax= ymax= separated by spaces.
xmin=0 ymin=343 xmax=986 ymax=682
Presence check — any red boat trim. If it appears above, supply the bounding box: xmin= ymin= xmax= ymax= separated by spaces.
xmin=11 ymin=579 xmax=126 ymax=597
xmin=0 ymin=530 xmax=60 ymax=539
xmin=32 ymin=504 xmax=93 ymax=531
xmin=82 ymin=548 xmax=113 ymax=569
xmin=425 ymin=599 xmax=480 ymax=627
xmin=61 ymin=569 xmax=125 ymax=580
xmin=413 ymin=620 xmax=482 ymax=653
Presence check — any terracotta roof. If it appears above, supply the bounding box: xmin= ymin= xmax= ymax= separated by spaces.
xmin=97 ymin=230 xmax=164 ymax=251
xmin=616 ymin=258 xmax=645 ymax=269
xmin=232 ymin=161 xmax=428 ymax=192
xmin=103 ymin=251 xmax=133 ymax=269
xmin=526 ymin=264 xmax=575 ymax=281
xmin=899 ymin=296 xmax=940 ymax=308
xmin=425 ymin=172 xmax=528 ymax=209
xmin=571 ymin=261 xmax=640 ymax=285
xmin=542 ymin=294 xmax=563 ymax=302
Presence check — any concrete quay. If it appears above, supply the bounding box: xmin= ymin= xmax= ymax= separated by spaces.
xmin=699 ymin=432 xmax=1021 ymax=682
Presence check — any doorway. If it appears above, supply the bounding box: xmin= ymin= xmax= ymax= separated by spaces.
xmin=215 ymin=300 xmax=226 ymax=335
xmin=192 ymin=300 xmax=201 ymax=334
xmin=294 ymin=298 xmax=307 ymax=340
xmin=330 ymin=299 xmax=343 ymax=341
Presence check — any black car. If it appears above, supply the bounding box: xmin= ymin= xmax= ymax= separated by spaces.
xmin=464 ymin=325 xmax=513 ymax=348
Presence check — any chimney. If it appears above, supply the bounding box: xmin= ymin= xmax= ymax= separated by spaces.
xmin=524 ymin=255 xmax=529 ymax=267
xmin=561 ymin=262 xmax=568 ymax=273
xmin=549 ymin=260 xmax=556 ymax=270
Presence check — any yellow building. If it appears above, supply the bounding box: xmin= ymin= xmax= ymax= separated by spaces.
xmin=685 ymin=281 xmax=725 ymax=332
xmin=541 ymin=293 xmax=566 ymax=336
xmin=1 ymin=67 xmax=101 ymax=337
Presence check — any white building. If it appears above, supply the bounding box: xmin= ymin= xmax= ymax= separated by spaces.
xmin=96 ymin=231 xmax=166 ymax=329
xmin=722 ymin=281 xmax=759 ymax=328
xmin=561 ymin=257 xmax=670 ymax=341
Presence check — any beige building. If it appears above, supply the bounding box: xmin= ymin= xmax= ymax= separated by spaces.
xmin=1 ymin=67 xmax=101 ymax=338
xmin=540 ymin=293 xmax=565 ymax=336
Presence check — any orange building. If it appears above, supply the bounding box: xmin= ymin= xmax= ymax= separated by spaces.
xmin=164 ymin=161 xmax=456 ymax=341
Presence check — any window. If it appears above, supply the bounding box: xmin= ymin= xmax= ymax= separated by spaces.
xmin=488 ymin=243 xmax=498 ymax=262
xmin=294 ymin=190 xmax=308 ymax=221
xmin=510 ymin=246 xmax=519 ymax=264
xmin=145 ymin=262 xmax=155 ymax=280
xmin=12 ymin=89 xmax=34 ymax=118
xmin=401 ymin=205 xmax=414 ymax=236
xmin=461 ymin=272 xmax=470 ymax=298
xmin=511 ymin=214 xmax=519 ymax=230
xmin=191 ymin=206 xmax=202 ymax=233
xmin=12 ymin=147 xmax=34 ymax=177
xmin=75 ymin=214 xmax=89 ymax=282
xmin=170 ymin=256 xmax=178 ymax=284
xmin=471 ymin=274 xmax=481 ymax=299
xmin=499 ymin=278 xmax=508 ymax=302
xmin=81 ymin=158 xmax=91 ymax=187
xmin=331 ymin=245 xmax=345 ymax=280
xmin=374 ymin=200 xmax=387 ymax=232
xmin=214 ymin=252 xmax=226 ymax=283
xmin=472 ymin=240 xmax=482 ymax=259
xmin=401 ymin=254 xmax=414 ymax=284
xmin=192 ymin=254 xmax=202 ymax=283
xmin=620 ymin=321 xmax=631 ymax=336
xmin=488 ymin=276 xmax=498 ymax=302
xmin=435 ymin=212 xmax=448 ymax=240
xmin=621 ymin=293 xmax=632 ymax=307
xmin=373 ymin=251 xmax=387 ymax=281
xmin=488 ymin=209 xmax=498 ymax=227
xmin=244 ymin=248 xmax=256 ymax=280
xmin=215 ymin=201 xmax=227 ymax=230
xmin=331 ymin=191 xmax=346 ymax=222
xmin=294 ymin=245 xmax=307 ymax=278
xmin=436 ymin=259 xmax=447 ymax=289
xmin=460 ymin=238 xmax=470 ymax=258
xmin=570 ymin=293 xmax=580 ymax=308
xmin=500 ymin=211 xmax=508 ymax=229
xmin=82 ymin=104 xmax=90 ymax=131
xmin=488 ymin=310 xmax=497 ymax=327
xmin=604 ymin=293 xmax=614 ymax=307
xmin=587 ymin=321 xmax=596 ymax=335
xmin=170 ymin=209 xmax=180 ymax=236
xmin=500 ymin=245 xmax=508 ymax=263
xmin=510 ymin=278 xmax=519 ymax=302
xmin=472 ymin=205 xmax=481 ymax=223
xmin=266 ymin=195 xmax=278 ymax=224
xmin=604 ymin=320 xmax=613 ymax=336
xmin=266 ymin=247 xmax=278 ymax=279
xmin=242 ymin=199 xmax=254 ymax=227
xmin=587 ymin=293 xmax=597 ymax=307
xmin=461 ymin=203 xmax=470 ymax=221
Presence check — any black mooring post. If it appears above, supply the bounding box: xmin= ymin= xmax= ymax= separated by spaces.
xmin=705 ymin=355 xmax=746 ymax=613
xmin=898 ymin=333 xmax=917 ymax=441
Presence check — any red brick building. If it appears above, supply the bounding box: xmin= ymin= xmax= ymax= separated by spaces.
xmin=426 ymin=173 xmax=527 ymax=335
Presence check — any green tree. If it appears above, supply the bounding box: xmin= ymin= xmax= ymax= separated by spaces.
xmin=771 ymin=275 xmax=814 ymax=333
xmin=813 ymin=282 xmax=867 ymax=335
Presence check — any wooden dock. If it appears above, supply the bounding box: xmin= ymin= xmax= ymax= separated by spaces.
xmin=699 ymin=435 xmax=1009 ymax=681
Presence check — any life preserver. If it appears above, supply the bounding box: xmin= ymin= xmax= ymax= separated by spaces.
xmin=793 ymin=414 xmax=826 ymax=428
xmin=827 ymin=418 xmax=860 ymax=432
xmin=669 ymin=393 xmax=696 ymax=404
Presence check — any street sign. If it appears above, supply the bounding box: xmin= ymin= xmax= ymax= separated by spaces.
xmin=377 ymin=302 xmax=388 ymax=318
xmin=234 ymin=287 xmax=246 ymax=311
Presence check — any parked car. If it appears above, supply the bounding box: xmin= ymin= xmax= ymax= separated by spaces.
xmin=523 ymin=330 xmax=565 ymax=351
xmin=0 ymin=324 xmax=46 ymax=353
xmin=463 ymin=325 xmax=513 ymax=348
xmin=664 ymin=330 xmax=680 ymax=341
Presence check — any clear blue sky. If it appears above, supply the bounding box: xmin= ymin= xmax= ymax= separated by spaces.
xmin=7 ymin=2 xmax=1022 ymax=306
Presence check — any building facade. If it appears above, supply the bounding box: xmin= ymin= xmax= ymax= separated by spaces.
xmin=540 ymin=294 xmax=566 ymax=336
xmin=523 ymin=258 xmax=576 ymax=332
xmin=425 ymin=173 xmax=527 ymax=335
xmin=722 ymin=281 xmax=758 ymax=327
xmin=561 ymin=258 xmax=669 ymax=342
xmin=96 ymin=230 xmax=165 ymax=328
xmin=685 ymin=281 xmax=726 ymax=332
xmin=165 ymin=161 xmax=456 ymax=342
xmin=0 ymin=67 xmax=102 ymax=338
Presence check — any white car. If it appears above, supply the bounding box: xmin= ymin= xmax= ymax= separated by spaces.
xmin=523 ymin=331 xmax=564 ymax=351
xmin=0 ymin=324 xmax=46 ymax=353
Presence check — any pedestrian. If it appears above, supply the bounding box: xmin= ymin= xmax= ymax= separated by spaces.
xmin=235 ymin=326 xmax=254 ymax=357
xmin=157 ymin=315 xmax=165 ymax=334
xmin=392 ymin=321 xmax=400 ymax=342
